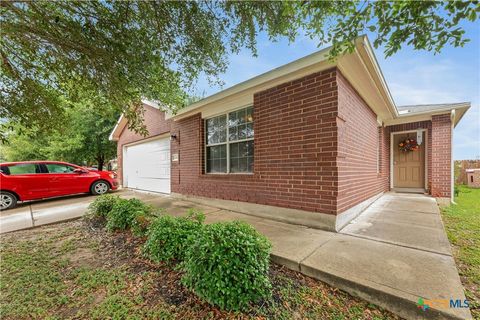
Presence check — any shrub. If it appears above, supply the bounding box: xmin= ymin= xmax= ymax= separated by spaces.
xmin=143 ymin=211 xmax=205 ymax=263
xmin=454 ymin=185 xmax=460 ymax=197
xmin=182 ymin=221 xmax=272 ymax=311
xmin=106 ymin=198 xmax=153 ymax=235
xmin=87 ymin=194 xmax=121 ymax=219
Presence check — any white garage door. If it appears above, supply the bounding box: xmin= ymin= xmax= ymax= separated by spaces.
xmin=123 ymin=137 xmax=171 ymax=194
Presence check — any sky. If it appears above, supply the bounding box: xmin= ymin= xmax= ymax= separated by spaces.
xmin=192 ymin=21 xmax=480 ymax=160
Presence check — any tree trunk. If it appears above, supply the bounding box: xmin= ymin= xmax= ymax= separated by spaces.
xmin=97 ymin=156 xmax=104 ymax=171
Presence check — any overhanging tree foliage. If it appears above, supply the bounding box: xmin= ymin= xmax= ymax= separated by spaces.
xmin=1 ymin=1 xmax=478 ymax=140
xmin=0 ymin=98 xmax=117 ymax=170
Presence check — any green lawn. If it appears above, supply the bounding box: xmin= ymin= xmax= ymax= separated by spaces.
xmin=0 ymin=221 xmax=397 ymax=320
xmin=441 ymin=185 xmax=480 ymax=318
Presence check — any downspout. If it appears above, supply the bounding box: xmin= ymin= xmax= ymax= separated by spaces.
xmin=451 ymin=110 xmax=456 ymax=204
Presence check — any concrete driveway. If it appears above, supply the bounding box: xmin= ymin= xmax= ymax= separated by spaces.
xmin=0 ymin=189 xmax=220 ymax=234
xmin=0 ymin=190 xmax=470 ymax=319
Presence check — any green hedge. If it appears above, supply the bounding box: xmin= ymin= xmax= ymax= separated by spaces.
xmin=106 ymin=198 xmax=153 ymax=235
xmin=182 ymin=221 xmax=272 ymax=311
xmin=87 ymin=196 xmax=273 ymax=311
xmin=143 ymin=209 xmax=204 ymax=263
xmin=86 ymin=194 xmax=121 ymax=219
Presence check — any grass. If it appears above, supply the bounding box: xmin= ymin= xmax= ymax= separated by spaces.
xmin=0 ymin=221 xmax=397 ymax=320
xmin=441 ymin=185 xmax=480 ymax=318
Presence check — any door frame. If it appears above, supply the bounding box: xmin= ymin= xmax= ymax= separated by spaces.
xmin=390 ymin=129 xmax=428 ymax=190
xmin=122 ymin=132 xmax=171 ymax=190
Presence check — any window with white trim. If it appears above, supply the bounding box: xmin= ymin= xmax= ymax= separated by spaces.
xmin=205 ymin=106 xmax=254 ymax=173
xmin=377 ymin=127 xmax=382 ymax=174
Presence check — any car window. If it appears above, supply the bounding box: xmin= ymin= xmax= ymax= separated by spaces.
xmin=0 ymin=166 xmax=10 ymax=175
xmin=45 ymin=164 xmax=77 ymax=173
xmin=7 ymin=163 xmax=38 ymax=175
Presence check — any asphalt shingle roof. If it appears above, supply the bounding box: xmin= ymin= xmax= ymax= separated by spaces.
xmin=396 ymin=102 xmax=469 ymax=115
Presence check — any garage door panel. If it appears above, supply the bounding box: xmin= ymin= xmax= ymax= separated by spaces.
xmin=123 ymin=137 xmax=171 ymax=194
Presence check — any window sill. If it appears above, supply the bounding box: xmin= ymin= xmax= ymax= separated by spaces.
xmin=204 ymin=172 xmax=254 ymax=175
xmin=201 ymin=173 xmax=255 ymax=178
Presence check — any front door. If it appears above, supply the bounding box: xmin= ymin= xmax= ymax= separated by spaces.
xmin=393 ymin=132 xmax=425 ymax=188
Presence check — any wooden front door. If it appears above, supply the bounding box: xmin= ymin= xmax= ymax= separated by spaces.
xmin=393 ymin=132 xmax=425 ymax=188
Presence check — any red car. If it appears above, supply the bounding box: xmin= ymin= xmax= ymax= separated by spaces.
xmin=0 ymin=161 xmax=119 ymax=210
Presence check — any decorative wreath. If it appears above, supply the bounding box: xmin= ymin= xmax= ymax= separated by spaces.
xmin=398 ymin=138 xmax=419 ymax=152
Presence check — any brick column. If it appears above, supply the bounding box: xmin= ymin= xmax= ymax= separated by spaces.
xmin=431 ymin=114 xmax=452 ymax=198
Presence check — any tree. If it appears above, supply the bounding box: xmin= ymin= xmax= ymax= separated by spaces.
xmin=1 ymin=97 xmax=118 ymax=170
xmin=1 ymin=1 xmax=478 ymax=139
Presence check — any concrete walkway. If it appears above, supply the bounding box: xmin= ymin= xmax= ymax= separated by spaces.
xmin=200 ymin=193 xmax=471 ymax=320
xmin=0 ymin=191 xmax=471 ymax=319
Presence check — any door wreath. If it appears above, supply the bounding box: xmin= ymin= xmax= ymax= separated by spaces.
xmin=398 ymin=138 xmax=419 ymax=152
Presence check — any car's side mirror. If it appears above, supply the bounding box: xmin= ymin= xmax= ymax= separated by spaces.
xmin=73 ymin=168 xmax=88 ymax=174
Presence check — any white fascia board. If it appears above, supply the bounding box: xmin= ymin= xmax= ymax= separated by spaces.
xmin=356 ymin=36 xmax=397 ymax=118
xmin=141 ymin=99 xmax=160 ymax=109
xmin=384 ymin=103 xmax=470 ymax=127
xmin=109 ymin=114 xmax=125 ymax=141
xmin=109 ymin=99 xmax=163 ymax=141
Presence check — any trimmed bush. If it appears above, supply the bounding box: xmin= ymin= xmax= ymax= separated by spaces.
xmin=182 ymin=221 xmax=272 ymax=311
xmin=143 ymin=211 xmax=205 ymax=263
xmin=86 ymin=194 xmax=121 ymax=219
xmin=106 ymin=198 xmax=153 ymax=235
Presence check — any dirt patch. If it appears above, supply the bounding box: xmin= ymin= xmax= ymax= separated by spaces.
xmin=65 ymin=248 xmax=97 ymax=268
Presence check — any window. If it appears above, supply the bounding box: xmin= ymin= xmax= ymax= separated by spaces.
xmin=377 ymin=127 xmax=382 ymax=173
xmin=471 ymin=175 xmax=474 ymax=183
xmin=6 ymin=163 xmax=38 ymax=175
xmin=46 ymin=163 xmax=76 ymax=173
xmin=205 ymin=106 xmax=254 ymax=173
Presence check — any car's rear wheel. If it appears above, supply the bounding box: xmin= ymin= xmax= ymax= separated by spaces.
xmin=0 ymin=191 xmax=17 ymax=210
xmin=90 ymin=180 xmax=110 ymax=195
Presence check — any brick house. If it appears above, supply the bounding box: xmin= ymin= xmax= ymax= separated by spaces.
xmin=109 ymin=36 xmax=470 ymax=231
xmin=466 ymin=169 xmax=480 ymax=188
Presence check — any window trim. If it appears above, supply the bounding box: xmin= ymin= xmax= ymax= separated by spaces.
xmin=204 ymin=106 xmax=254 ymax=175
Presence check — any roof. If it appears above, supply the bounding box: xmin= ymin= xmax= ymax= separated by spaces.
xmin=390 ymin=102 xmax=470 ymax=127
xmin=109 ymin=36 xmax=471 ymax=140
xmin=466 ymin=168 xmax=480 ymax=173
xmin=397 ymin=102 xmax=469 ymax=114
xmin=165 ymin=36 xmax=398 ymax=121
xmin=108 ymin=99 xmax=160 ymax=141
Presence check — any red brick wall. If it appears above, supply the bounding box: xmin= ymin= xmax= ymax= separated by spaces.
xmin=170 ymin=68 xmax=340 ymax=214
xmin=336 ymin=71 xmax=390 ymax=213
xmin=116 ymin=104 xmax=172 ymax=183
xmin=431 ymin=114 xmax=452 ymax=197
xmin=117 ymin=70 xmax=453 ymax=215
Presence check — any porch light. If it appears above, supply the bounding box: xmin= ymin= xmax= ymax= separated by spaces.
xmin=416 ymin=130 xmax=423 ymax=145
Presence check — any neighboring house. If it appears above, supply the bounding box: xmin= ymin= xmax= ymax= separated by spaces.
xmin=455 ymin=159 xmax=480 ymax=184
xmin=109 ymin=36 xmax=470 ymax=231
xmin=466 ymin=169 xmax=480 ymax=188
